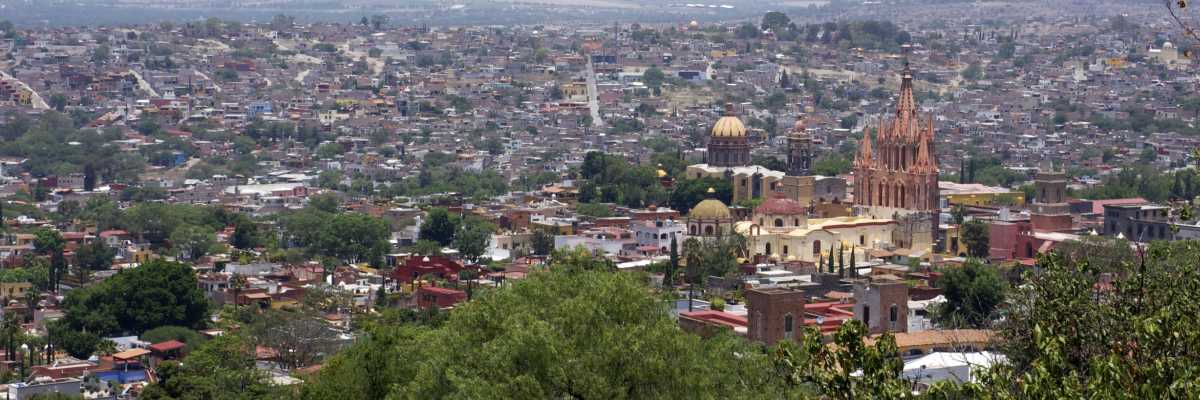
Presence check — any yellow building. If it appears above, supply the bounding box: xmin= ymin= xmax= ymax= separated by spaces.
xmin=939 ymin=182 xmax=1025 ymax=207
xmin=738 ymin=195 xmax=898 ymax=263
xmin=0 ymin=282 xmax=31 ymax=302
xmin=561 ymin=82 xmax=588 ymax=99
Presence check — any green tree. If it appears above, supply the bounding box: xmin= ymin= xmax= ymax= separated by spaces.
xmin=409 ymin=239 xmax=443 ymax=256
xmin=33 ymin=228 xmax=64 ymax=255
xmin=761 ymin=11 xmax=791 ymax=32
xmin=61 ymin=259 xmax=208 ymax=336
xmin=665 ymin=236 xmax=678 ymax=288
xmin=48 ymin=321 xmax=100 ymax=359
xmin=642 ymin=67 xmax=666 ymax=89
xmin=452 ymin=218 xmax=492 ymax=263
xmin=961 ymin=219 xmax=990 ymax=258
xmin=961 ymin=61 xmax=984 ymax=81
xmin=140 ymin=334 xmax=277 ymax=399
xmin=141 ymin=325 xmax=206 ymax=351
xmin=74 ymin=239 xmax=115 ymax=271
xmin=933 ymin=260 xmax=1006 ymax=328
xmin=230 ymin=219 xmax=258 ymax=250
xmin=48 ymin=93 xmax=67 ymax=112
xmin=82 ymin=163 xmax=96 ymax=191
xmin=170 ymin=224 xmax=217 ymax=261
xmin=949 ymin=242 xmax=1200 ymax=398
xmin=773 ymin=321 xmax=910 ymax=399
xmin=300 ymin=267 xmax=785 ymax=399
xmin=530 ymin=229 xmax=555 ymax=256
xmin=419 ymin=208 xmax=459 ymax=246
xmin=92 ymin=43 xmax=111 ymax=64
xmin=318 ymin=212 xmax=391 ymax=266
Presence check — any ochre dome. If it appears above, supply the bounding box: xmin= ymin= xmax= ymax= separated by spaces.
xmin=690 ymin=198 xmax=731 ymax=220
xmin=711 ymin=115 xmax=747 ymax=137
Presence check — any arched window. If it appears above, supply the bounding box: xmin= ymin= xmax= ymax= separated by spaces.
xmin=704 ymin=225 xmax=714 ymax=235
xmin=774 ymin=218 xmax=784 ymax=227
xmin=889 ymin=304 xmax=899 ymax=325
xmin=794 ymin=218 xmax=800 ymax=226
xmin=765 ymin=243 xmax=772 ymax=255
xmin=860 ymin=235 xmax=866 ymax=246
xmin=783 ymin=313 xmax=795 ymax=339
xmin=812 ymin=240 xmax=822 ymax=256
xmin=690 ymin=225 xmax=698 ymax=235
xmin=783 ymin=245 xmax=789 ymax=255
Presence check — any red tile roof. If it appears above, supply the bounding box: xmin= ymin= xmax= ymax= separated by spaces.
xmin=148 ymin=340 xmax=185 ymax=353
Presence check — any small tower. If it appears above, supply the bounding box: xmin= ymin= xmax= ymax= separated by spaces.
xmin=746 ymin=287 xmax=806 ymax=345
xmin=787 ymin=115 xmax=812 ymax=176
xmin=853 ymin=280 xmax=909 ymax=335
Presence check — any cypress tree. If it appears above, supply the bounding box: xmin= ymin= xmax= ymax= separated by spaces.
xmin=666 ymin=237 xmax=678 ymax=288
xmin=849 ymin=245 xmax=857 ymax=277
xmin=837 ymin=244 xmax=845 ymax=277
xmin=827 ymin=244 xmax=836 ymax=274
xmin=83 ymin=163 xmax=96 ymax=192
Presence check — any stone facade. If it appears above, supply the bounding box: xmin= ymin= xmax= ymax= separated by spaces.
xmin=746 ymin=287 xmax=806 ymax=345
xmin=853 ymin=281 xmax=909 ymax=335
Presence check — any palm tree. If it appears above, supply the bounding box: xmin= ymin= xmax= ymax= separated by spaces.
xmin=2 ymin=313 xmax=18 ymax=362
xmin=230 ymin=273 xmax=247 ymax=311
xmin=22 ymin=291 xmax=37 ymax=323
xmin=94 ymin=340 xmax=117 ymax=357
xmin=682 ymin=238 xmax=703 ymax=285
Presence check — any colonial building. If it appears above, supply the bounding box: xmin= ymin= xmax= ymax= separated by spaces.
xmin=853 ymin=65 xmax=939 ymax=250
xmin=738 ymin=193 xmax=897 ymax=263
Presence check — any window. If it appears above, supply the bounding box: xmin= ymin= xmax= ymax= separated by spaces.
xmin=783 ymin=245 xmax=789 ymax=255
xmin=813 ymin=240 xmax=822 ymax=256
xmin=774 ymin=218 xmax=784 ymax=227
xmin=889 ymin=304 xmax=898 ymax=324
xmin=784 ymin=314 xmax=795 ymax=339
xmin=863 ymin=306 xmax=871 ymax=325
xmin=765 ymin=243 xmax=771 ymax=255
xmin=859 ymin=235 xmax=866 ymax=245
xmin=794 ymin=218 xmax=800 ymax=226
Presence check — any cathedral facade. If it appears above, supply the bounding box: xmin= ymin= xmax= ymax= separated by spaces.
xmin=852 ymin=66 xmax=940 ymax=250
xmin=853 ymin=66 xmax=939 ymax=213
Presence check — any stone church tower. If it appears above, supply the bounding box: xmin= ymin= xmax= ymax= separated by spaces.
xmin=853 ymin=65 xmax=940 ymax=249
xmin=1030 ymin=161 xmax=1072 ymax=232
xmin=786 ymin=116 xmax=812 ymax=176
xmin=852 ymin=64 xmax=939 ymax=212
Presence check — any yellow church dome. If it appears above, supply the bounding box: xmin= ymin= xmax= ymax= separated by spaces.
xmin=690 ymin=198 xmax=731 ymax=220
xmin=711 ymin=115 xmax=747 ymax=137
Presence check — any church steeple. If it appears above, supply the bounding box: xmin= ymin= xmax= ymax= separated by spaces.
xmin=853 ymin=65 xmax=939 ymax=212
xmin=787 ymin=116 xmax=812 ymax=176
xmin=855 ymin=127 xmax=873 ymax=168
